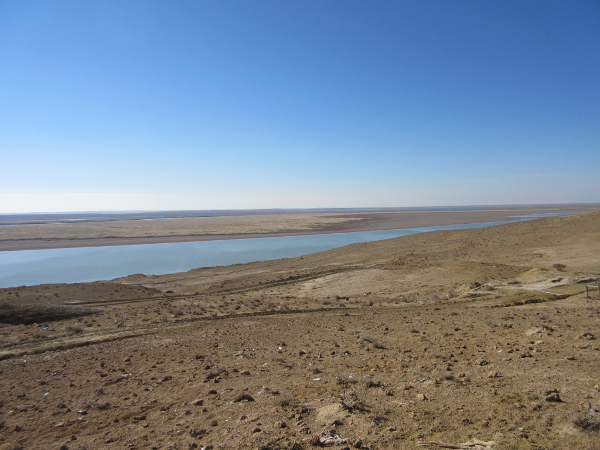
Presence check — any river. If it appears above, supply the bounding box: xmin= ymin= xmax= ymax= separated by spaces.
xmin=0 ymin=216 xmax=561 ymax=288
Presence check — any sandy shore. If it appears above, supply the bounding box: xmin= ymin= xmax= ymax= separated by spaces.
xmin=1 ymin=205 xmax=597 ymax=251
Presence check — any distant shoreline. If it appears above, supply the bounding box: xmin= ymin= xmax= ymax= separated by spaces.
xmin=1 ymin=205 xmax=598 ymax=252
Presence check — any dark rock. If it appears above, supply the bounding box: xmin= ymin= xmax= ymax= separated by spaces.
xmin=233 ymin=394 xmax=255 ymax=402
xmin=545 ymin=392 xmax=562 ymax=402
xmin=190 ymin=428 xmax=206 ymax=438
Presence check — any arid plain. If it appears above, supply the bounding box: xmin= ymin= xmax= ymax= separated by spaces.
xmin=1 ymin=208 xmax=600 ymax=450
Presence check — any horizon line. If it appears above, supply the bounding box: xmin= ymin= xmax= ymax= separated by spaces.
xmin=1 ymin=202 xmax=599 ymax=216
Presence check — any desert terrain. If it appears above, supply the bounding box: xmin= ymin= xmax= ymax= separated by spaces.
xmin=2 ymin=205 xmax=599 ymax=251
xmin=1 ymin=210 xmax=600 ymax=449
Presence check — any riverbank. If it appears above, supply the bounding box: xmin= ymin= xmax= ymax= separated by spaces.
xmin=1 ymin=204 xmax=596 ymax=251
xmin=0 ymin=219 xmax=534 ymax=288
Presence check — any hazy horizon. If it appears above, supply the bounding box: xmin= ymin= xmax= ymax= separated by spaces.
xmin=2 ymin=1 xmax=599 ymax=213
xmin=2 ymin=203 xmax=598 ymax=217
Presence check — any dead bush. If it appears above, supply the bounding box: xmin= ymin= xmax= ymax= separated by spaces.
xmin=358 ymin=333 xmax=385 ymax=349
xmin=360 ymin=374 xmax=381 ymax=388
xmin=335 ymin=371 xmax=357 ymax=385
xmin=574 ymin=416 xmax=600 ymax=434
xmin=275 ymin=392 xmax=296 ymax=408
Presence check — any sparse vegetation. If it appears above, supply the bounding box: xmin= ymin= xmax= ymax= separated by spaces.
xmin=335 ymin=371 xmax=357 ymax=385
xmin=573 ymin=415 xmax=600 ymax=434
xmin=358 ymin=333 xmax=384 ymax=349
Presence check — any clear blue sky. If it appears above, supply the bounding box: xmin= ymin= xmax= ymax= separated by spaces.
xmin=1 ymin=0 xmax=599 ymax=213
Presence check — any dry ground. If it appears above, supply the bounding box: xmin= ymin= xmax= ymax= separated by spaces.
xmin=1 ymin=211 xmax=600 ymax=450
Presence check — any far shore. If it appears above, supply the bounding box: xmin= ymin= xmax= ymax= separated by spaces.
xmin=2 ymin=205 xmax=598 ymax=252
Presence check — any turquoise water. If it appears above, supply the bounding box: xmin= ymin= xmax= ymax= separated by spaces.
xmin=0 ymin=218 xmax=530 ymax=288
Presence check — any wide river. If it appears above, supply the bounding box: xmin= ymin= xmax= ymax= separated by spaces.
xmin=0 ymin=216 xmax=558 ymax=288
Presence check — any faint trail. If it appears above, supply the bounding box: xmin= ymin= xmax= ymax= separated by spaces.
xmin=0 ymin=306 xmax=357 ymax=361
xmin=70 ymin=267 xmax=362 ymax=306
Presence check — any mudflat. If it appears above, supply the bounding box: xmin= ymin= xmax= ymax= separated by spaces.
xmin=1 ymin=210 xmax=600 ymax=449
xmin=1 ymin=204 xmax=598 ymax=251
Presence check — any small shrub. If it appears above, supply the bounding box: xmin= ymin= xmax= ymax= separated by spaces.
xmin=574 ymin=416 xmax=600 ymax=434
xmin=337 ymin=388 xmax=369 ymax=412
xmin=358 ymin=333 xmax=385 ymax=349
xmin=552 ymin=263 xmax=567 ymax=271
xmin=276 ymin=392 xmax=295 ymax=408
xmin=336 ymin=372 xmax=357 ymax=385
xmin=360 ymin=374 xmax=381 ymax=388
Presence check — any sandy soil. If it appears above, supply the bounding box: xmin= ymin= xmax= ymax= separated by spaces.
xmin=1 ymin=210 xmax=600 ymax=449
xmin=2 ymin=205 xmax=598 ymax=251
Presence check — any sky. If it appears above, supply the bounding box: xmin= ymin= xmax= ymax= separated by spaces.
xmin=1 ymin=1 xmax=599 ymax=213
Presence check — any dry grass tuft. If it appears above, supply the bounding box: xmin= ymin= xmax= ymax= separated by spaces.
xmin=335 ymin=371 xmax=357 ymax=385
xmin=358 ymin=333 xmax=385 ymax=349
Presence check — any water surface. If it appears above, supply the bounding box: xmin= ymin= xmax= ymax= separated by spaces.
xmin=0 ymin=218 xmax=534 ymax=288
